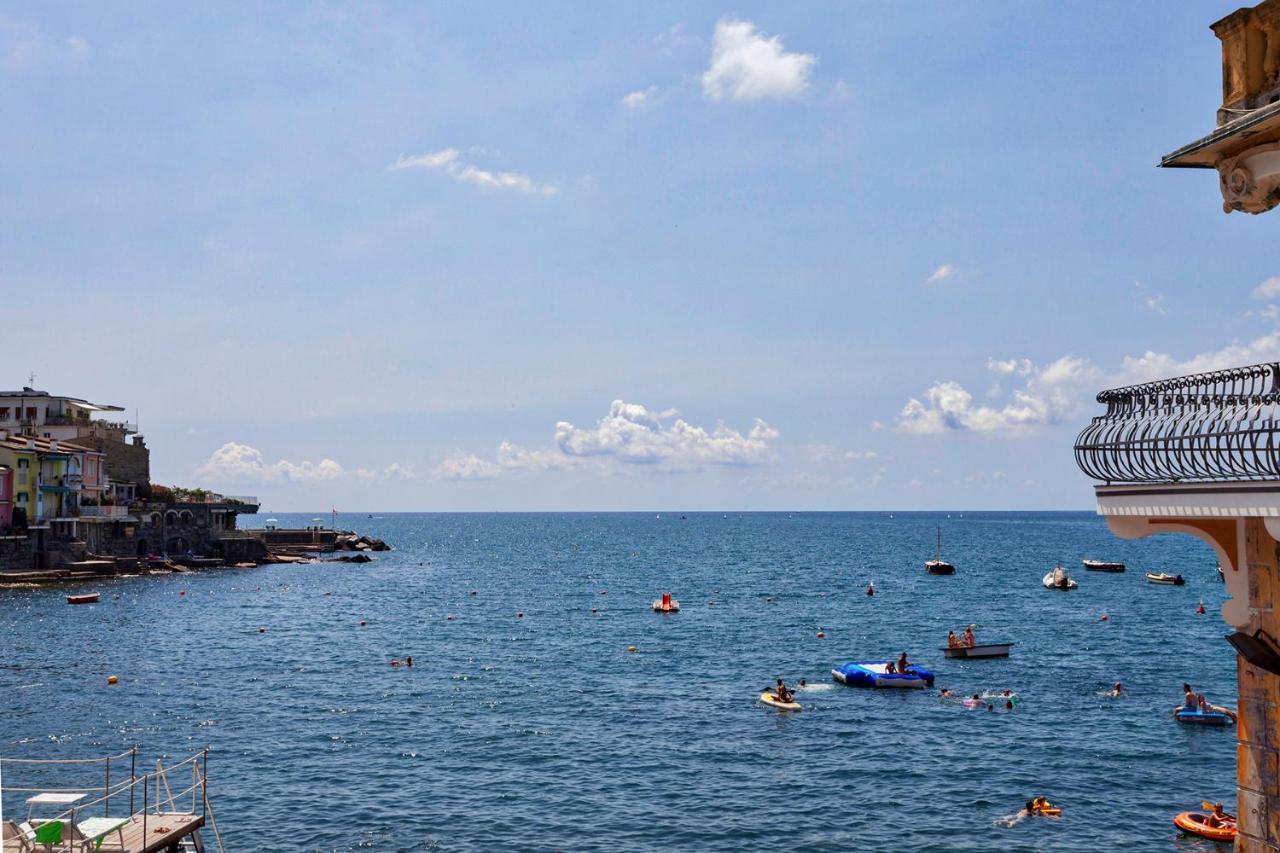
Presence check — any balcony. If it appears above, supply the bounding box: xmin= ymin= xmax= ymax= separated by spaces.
xmin=1075 ymin=360 xmax=1280 ymax=484
xmin=78 ymin=505 xmax=129 ymax=517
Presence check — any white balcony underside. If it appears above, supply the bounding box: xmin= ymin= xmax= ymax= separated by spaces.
xmin=1096 ymin=480 xmax=1280 ymax=518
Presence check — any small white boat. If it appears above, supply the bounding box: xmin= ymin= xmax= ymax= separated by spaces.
xmin=1083 ymin=559 xmax=1125 ymax=573
xmin=1043 ymin=566 xmax=1077 ymax=590
xmin=940 ymin=642 xmax=1015 ymax=659
xmin=1145 ymin=572 xmax=1186 ymax=586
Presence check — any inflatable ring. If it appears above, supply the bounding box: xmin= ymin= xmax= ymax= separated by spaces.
xmin=1173 ymin=811 xmax=1237 ymax=842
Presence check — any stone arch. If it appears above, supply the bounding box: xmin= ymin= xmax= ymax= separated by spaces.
xmin=136 ymin=538 xmax=149 ymax=557
xmin=165 ymin=510 xmax=178 ymax=526
xmin=179 ymin=510 xmax=194 ymax=524
xmin=149 ymin=512 xmax=162 ymax=526
xmin=166 ymin=536 xmax=187 ymax=554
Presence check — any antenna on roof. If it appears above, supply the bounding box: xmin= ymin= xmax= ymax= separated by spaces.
xmin=26 ymin=371 xmax=35 ymax=387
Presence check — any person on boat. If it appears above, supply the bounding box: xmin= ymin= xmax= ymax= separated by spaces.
xmin=1204 ymin=803 xmax=1234 ymax=828
xmin=897 ymin=651 xmax=911 ymax=673
xmin=774 ymin=678 xmax=794 ymax=704
xmin=963 ymin=626 xmax=977 ymax=647
xmin=885 ymin=661 xmax=897 ymax=674
xmin=947 ymin=630 xmax=960 ymax=648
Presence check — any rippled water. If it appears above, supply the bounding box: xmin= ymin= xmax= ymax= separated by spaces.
xmin=0 ymin=512 xmax=1239 ymax=851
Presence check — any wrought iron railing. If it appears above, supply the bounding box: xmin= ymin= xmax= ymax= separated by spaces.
xmin=1074 ymin=361 xmax=1280 ymax=483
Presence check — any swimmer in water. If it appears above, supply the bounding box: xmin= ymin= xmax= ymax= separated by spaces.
xmin=939 ymin=687 xmax=953 ymax=698
xmin=1110 ymin=681 xmax=1122 ymax=697
xmin=866 ymin=582 xmax=875 ymax=597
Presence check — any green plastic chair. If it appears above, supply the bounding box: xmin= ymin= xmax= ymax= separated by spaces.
xmin=33 ymin=820 xmax=63 ymax=846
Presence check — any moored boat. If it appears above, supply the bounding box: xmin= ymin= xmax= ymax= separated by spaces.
xmin=1042 ymin=566 xmax=1077 ymax=590
xmin=1082 ymin=559 xmax=1125 ymax=572
xmin=924 ymin=527 xmax=954 ymax=575
xmin=66 ymin=592 xmax=100 ymax=605
xmin=832 ymin=661 xmax=935 ymax=688
xmin=1146 ymin=572 xmax=1185 ymax=586
xmin=940 ymin=642 xmax=1015 ymax=659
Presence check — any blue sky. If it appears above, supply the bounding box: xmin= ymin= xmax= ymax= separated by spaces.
xmin=3 ymin=2 xmax=1278 ymax=511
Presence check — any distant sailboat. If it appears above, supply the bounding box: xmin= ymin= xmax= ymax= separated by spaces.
xmin=925 ymin=527 xmax=955 ymax=575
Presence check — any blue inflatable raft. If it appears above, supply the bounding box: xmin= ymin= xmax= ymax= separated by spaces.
xmin=1175 ymin=708 xmax=1234 ymax=726
xmin=832 ymin=661 xmax=935 ymax=689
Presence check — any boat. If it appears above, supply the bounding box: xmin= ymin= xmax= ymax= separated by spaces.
xmin=1042 ymin=566 xmax=1077 ymax=590
xmin=1173 ymin=811 xmax=1237 ymax=842
xmin=1175 ymin=708 xmax=1236 ymax=726
xmin=1082 ymin=559 xmax=1125 ymax=573
xmin=759 ymin=691 xmax=801 ymax=711
xmin=940 ymin=642 xmax=1015 ymax=659
xmin=1146 ymin=572 xmax=1186 ymax=586
xmin=651 ymin=592 xmax=680 ymax=613
xmin=66 ymin=593 xmax=100 ymax=605
xmin=925 ymin=527 xmax=955 ymax=575
xmin=831 ymin=661 xmax=935 ymax=689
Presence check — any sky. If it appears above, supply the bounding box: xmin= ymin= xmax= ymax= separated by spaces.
xmin=3 ymin=2 xmax=1279 ymax=511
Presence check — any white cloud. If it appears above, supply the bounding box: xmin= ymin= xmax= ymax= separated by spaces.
xmin=556 ymin=400 xmax=778 ymax=466
xmin=986 ymin=357 xmax=1033 ymax=376
xmin=382 ymin=462 xmax=418 ymax=480
xmin=1252 ymin=276 xmax=1280 ymax=300
xmin=925 ymin=263 xmax=955 ymax=285
xmin=1 ymin=20 xmax=89 ymax=74
xmin=439 ymin=400 xmax=780 ymax=479
xmin=196 ymin=442 xmax=345 ymax=484
xmin=844 ymin=450 xmax=878 ymax=461
xmin=390 ymin=148 xmax=556 ymax=195
xmin=897 ymin=325 xmax=1280 ymax=437
xmin=621 ymin=86 xmax=657 ymax=108
xmin=701 ymin=19 xmax=815 ymax=101
xmin=1144 ymin=294 xmax=1167 ymax=315
xmin=898 ymin=356 xmax=1099 ymax=435
xmin=434 ymin=453 xmax=500 ymax=481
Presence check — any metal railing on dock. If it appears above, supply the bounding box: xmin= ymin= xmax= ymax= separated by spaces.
xmin=1074 ymin=360 xmax=1280 ymax=484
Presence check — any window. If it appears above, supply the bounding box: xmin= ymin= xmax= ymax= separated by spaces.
xmin=16 ymin=493 xmax=27 ymax=504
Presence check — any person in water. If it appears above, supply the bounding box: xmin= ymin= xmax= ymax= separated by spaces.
xmin=947 ymin=630 xmax=960 ymax=648
xmin=939 ymin=687 xmax=953 ymax=698
xmin=405 ymin=655 xmax=413 ymax=668
xmin=963 ymin=625 xmax=977 ymax=647
xmin=1111 ymin=681 xmax=1123 ymax=697
xmin=1204 ymin=803 xmax=1234 ymax=828
xmin=775 ymin=678 xmax=794 ymax=704
xmin=1026 ymin=797 xmax=1055 ymax=815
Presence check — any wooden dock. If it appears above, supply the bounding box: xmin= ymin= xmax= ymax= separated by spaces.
xmin=110 ymin=812 xmax=205 ymax=853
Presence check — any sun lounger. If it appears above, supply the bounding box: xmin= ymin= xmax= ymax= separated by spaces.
xmin=3 ymin=820 xmax=37 ymax=853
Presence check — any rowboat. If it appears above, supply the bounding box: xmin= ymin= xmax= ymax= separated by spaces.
xmin=940 ymin=642 xmax=1015 ymax=659
xmin=1146 ymin=572 xmax=1186 ymax=586
xmin=1082 ymin=559 xmax=1125 ymax=573
xmin=66 ymin=593 xmax=100 ymax=605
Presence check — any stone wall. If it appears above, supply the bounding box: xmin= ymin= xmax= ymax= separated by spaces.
xmin=75 ymin=432 xmax=151 ymax=493
xmin=0 ymin=534 xmax=33 ymax=573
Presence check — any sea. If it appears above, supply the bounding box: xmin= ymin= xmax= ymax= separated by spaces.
xmin=0 ymin=512 xmax=1238 ymax=851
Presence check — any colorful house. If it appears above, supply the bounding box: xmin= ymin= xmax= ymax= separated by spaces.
xmin=0 ymin=433 xmax=39 ymax=526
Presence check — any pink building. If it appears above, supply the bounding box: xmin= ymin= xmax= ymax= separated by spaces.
xmin=0 ymin=464 xmax=12 ymax=528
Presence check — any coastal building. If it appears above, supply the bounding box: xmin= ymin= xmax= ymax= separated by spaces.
xmin=1081 ymin=3 xmax=1280 ymax=848
xmin=0 ymin=463 xmax=11 ymax=528
xmin=1163 ymin=0 xmax=1280 ymax=213
xmin=0 ymin=434 xmax=39 ymax=529
xmin=0 ymin=387 xmax=150 ymax=497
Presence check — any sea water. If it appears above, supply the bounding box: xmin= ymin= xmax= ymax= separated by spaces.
xmin=0 ymin=512 xmax=1237 ymax=851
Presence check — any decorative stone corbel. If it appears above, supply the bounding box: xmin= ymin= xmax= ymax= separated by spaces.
xmin=1218 ymin=141 xmax=1280 ymax=213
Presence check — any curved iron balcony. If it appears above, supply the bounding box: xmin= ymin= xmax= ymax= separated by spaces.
xmin=1075 ymin=361 xmax=1280 ymax=484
